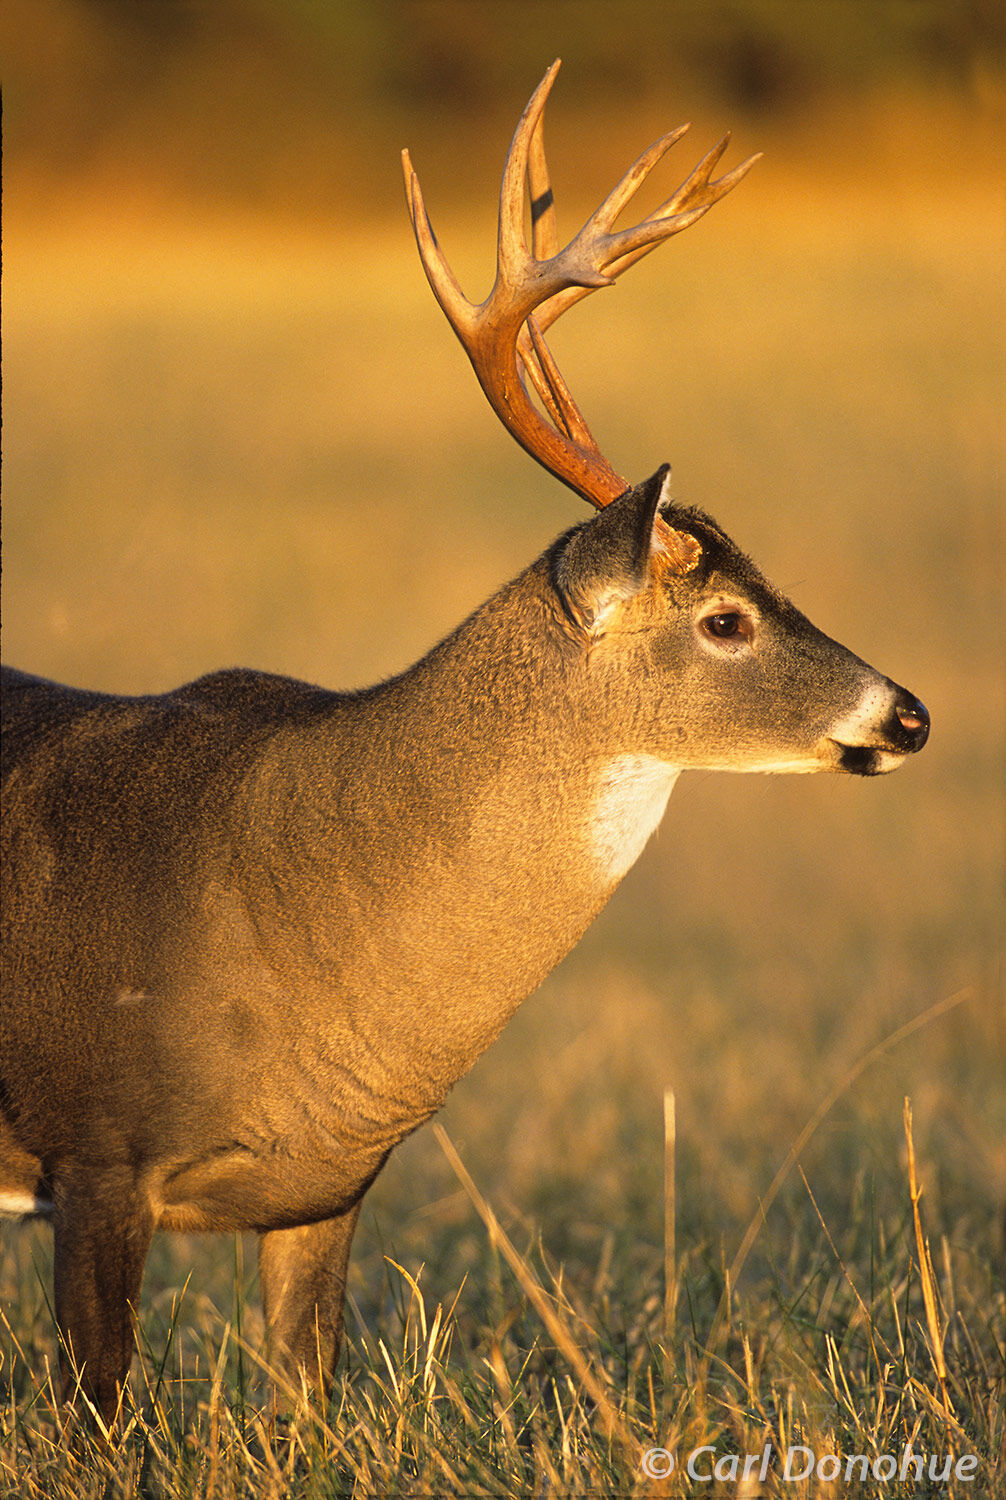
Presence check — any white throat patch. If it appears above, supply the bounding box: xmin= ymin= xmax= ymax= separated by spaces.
xmin=589 ymin=755 xmax=680 ymax=882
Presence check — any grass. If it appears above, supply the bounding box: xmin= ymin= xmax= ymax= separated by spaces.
xmin=2 ymin=78 xmax=1003 ymax=1498
xmin=2 ymin=1051 xmax=1002 ymax=1495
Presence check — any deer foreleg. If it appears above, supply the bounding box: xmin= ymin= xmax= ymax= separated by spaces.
xmin=52 ymin=1171 xmax=153 ymax=1426
xmin=258 ymin=1204 xmax=361 ymax=1405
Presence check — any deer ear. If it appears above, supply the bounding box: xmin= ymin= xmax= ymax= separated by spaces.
xmin=554 ymin=466 xmax=699 ymax=630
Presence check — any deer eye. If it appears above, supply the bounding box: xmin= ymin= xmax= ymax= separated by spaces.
xmin=703 ymin=612 xmax=743 ymax=639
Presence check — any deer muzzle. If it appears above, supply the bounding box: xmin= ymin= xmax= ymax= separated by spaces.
xmin=829 ymin=685 xmax=930 ymax=776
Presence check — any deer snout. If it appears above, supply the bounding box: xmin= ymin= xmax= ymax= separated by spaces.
xmin=825 ymin=678 xmax=930 ymax=776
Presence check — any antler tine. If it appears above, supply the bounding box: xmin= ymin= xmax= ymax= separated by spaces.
xmin=585 ymin=123 xmax=693 ymax=237
xmin=402 ymin=150 xmax=477 ymax=342
xmin=655 ymin=135 xmax=763 ymax=221
xmin=497 ymin=58 xmax=562 ymax=284
xmin=526 ymin=92 xmax=559 ymax=262
xmin=519 ymin=84 xmax=593 ymax=443
xmin=522 ymin=317 xmax=597 ymax=448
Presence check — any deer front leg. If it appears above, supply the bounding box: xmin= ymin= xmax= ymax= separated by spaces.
xmin=52 ymin=1169 xmax=154 ymax=1426
xmin=258 ymin=1204 xmax=362 ymax=1405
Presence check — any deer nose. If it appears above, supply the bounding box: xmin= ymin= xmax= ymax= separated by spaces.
xmin=894 ymin=692 xmax=930 ymax=751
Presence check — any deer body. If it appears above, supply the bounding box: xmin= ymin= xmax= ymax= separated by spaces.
xmin=1 ymin=486 xmax=928 ymax=1413
xmin=1 ymin=65 xmax=929 ymax=1421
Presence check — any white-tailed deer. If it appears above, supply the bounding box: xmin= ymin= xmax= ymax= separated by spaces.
xmin=1 ymin=62 xmax=928 ymax=1423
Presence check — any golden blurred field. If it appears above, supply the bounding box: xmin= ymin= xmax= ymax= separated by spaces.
xmin=2 ymin=2 xmax=1003 ymax=1491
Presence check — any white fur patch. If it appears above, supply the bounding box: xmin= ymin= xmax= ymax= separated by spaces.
xmin=0 ymin=1191 xmax=53 ymax=1218
xmin=828 ymin=680 xmax=896 ymax=746
xmin=589 ymin=755 xmax=680 ymax=881
xmin=865 ymin=749 xmax=903 ymax=775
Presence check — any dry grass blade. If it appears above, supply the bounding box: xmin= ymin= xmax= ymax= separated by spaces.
xmin=431 ymin=1121 xmax=643 ymax=1470
xmin=903 ymin=1097 xmax=955 ymax=1423
xmin=700 ymin=987 xmax=973 ymax=1369
xmin=798 ymin=1165 xmax=896 ymax=1376
xmin=663 ymin=1087 xmax=676 ymax=1388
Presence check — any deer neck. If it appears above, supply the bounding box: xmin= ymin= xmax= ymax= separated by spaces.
xmin=233 ymin=557 xmax=679 ymax=1117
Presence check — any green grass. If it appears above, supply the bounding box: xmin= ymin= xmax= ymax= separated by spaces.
xmin=2 ymin=79 xmax=1003 ymax=1497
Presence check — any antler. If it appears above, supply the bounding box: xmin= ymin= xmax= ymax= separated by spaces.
xmin=402 ymin=58 xmax=759 ymax=514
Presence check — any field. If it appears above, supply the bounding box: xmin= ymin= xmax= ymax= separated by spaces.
xmin=2 ymin=12 xmax=1003 ymax=1496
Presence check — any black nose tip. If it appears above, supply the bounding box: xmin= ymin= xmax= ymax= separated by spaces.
xmin=895 ymin=693 xmax=930 ymax=751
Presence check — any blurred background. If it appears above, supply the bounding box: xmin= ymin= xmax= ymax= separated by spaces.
xmin=3 ymin=0 xmax=1003 ymax=1336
